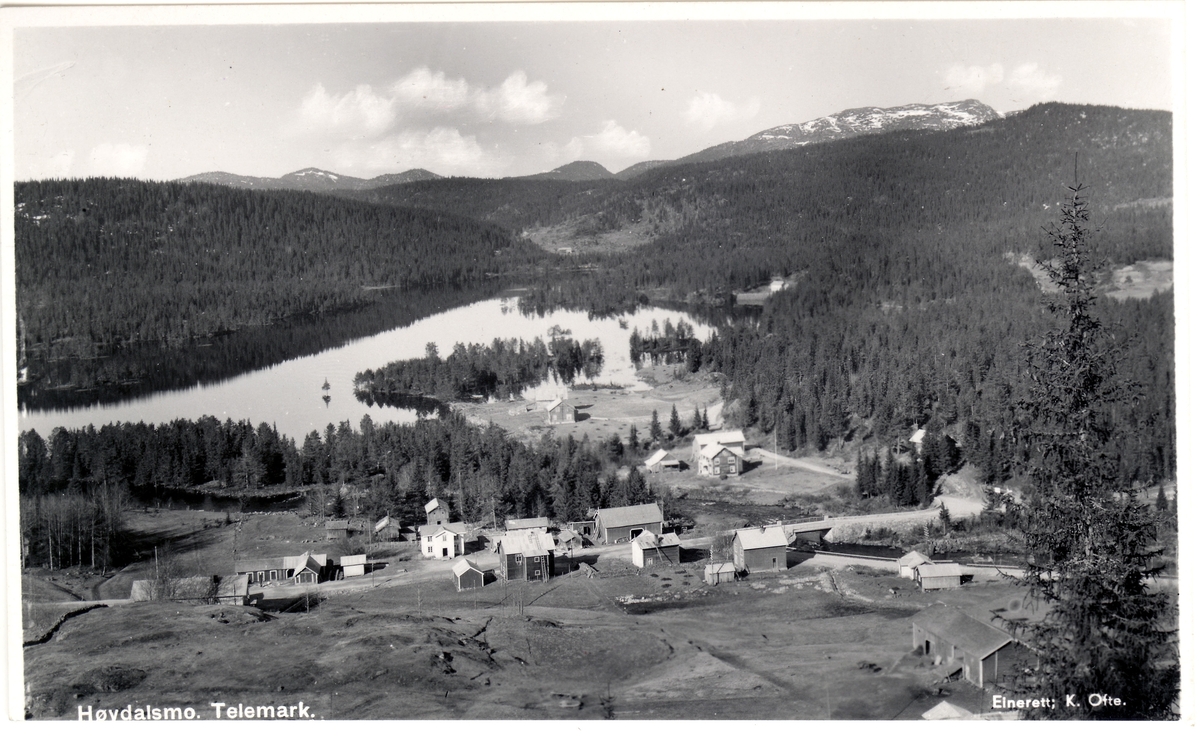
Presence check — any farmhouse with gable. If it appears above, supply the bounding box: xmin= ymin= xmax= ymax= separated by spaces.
xmin=692 ymin=430 xmax=746 ymax=477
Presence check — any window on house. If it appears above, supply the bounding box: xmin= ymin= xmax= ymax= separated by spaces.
xmin=269 ymin=570 xmax=277 ymax=580
xmin=427 ymin=546 xmax=432 ymax=553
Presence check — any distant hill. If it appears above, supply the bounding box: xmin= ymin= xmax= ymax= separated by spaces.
xmin=177 ymin=167 xmax=443 ymax=192
xmin=614 ymin=160 xmax=672 ymax=180
xmin=675 ymin=99 xmax=1000 ymax=165
xmin=520 ymin=161 xmax=614 ymax=181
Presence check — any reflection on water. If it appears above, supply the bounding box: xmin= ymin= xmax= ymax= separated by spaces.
xmin=20 ymin=298 xmax=714 ymax=443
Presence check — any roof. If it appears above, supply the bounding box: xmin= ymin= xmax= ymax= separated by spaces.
xmin=705 ymin=562 xmax=737 ymax=575
xmin=419 ymin=522 xmax=469 ymax=538
xmin=505 ymin=517 xmax=550 ymax=531
xmin=425 ymin=498 xmax=445 ymax=514
xmin=324 ymin=519 xmax=350 ymax=530
xmin=633 ymin=531 xmax=681 ymax=549
xmin=899 ymin=550 xmax=934 ymax=567
xmin=548 ymin=398 xmax=573 ymax=412
xmin=922 ymin=701 xmax=975 ymax=720
xmin=594 ymin=502 xmax=663 ymax=529
xmin=451 ymin=558 xmax=485 ymax=577
xmin=916 ymin=563 xmax=963 ymax=578
xmin=644 ymin=449 xmax=669 ymax=466
xmin=693 ymin=430 xmax=746 ymax=448
xmin=910 ymin=428 xmax=927 ymax=444
xmin=374 ymin=515 xmax=396 ymax=532
xmin=912 ymin=607 xmax=1013 ymax=659
xmin=701 ymin=443 xmax=745 ymax=459
xmin=338 ymin=554 xmax=367 ymax=566
xmin=236 ymin=552 xmax=323 ymax=574
xmin=499 ymin=530 xmax=556 ymax=557
xmin=735 ymin=525 xmax=789 ymax=550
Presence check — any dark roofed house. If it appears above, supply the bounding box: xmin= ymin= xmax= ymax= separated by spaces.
xmin=594 ymin=502 xmax=664 ymax=544
xmin=733 ymin=525 xmax=788 ymax=573
xmin=912 ymin=606 xmax=1016 ymax=688
xmin=631 ymin=531 xmax=681 ymax=568
xmin=497 ymin=530 xmax=556 ymax=581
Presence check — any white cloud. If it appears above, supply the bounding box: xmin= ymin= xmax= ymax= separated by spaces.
xmin=334 ymin=127 xmax=511 ymax=177
xmin=298 ymin=83 xmax=396 ymax=136
xmin=391 ymin=67 xmax=472 ymax=111
xmin=1007 ymin=63 xmax=1062 ymax=101
xmin=570 ymin=120 xmax=652 ymax=159
xmin=943 ymin=62 xmax=1061 ymax=106
xmin=474 ymin=71 xmax=562 ymax=125
xmin=87 ymin=143 xmax=147 ymax=176
xmin=683 ymin=92 xmax=761 ymax=131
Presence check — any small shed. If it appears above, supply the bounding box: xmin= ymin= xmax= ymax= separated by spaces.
xmin=704 ymin=562 xmax=738 ymax=585
xmin=594 ymin=502 xmax=664 ymax=544
xmin=915 ymin=562 xmax=964 ymax=591
xmin=338 ymin=554 xmax=367 ymax=578
xmin=912 ymin=606 xmax=1015 ymax=688
xmin=324 ymin=519 xmax=350 ymax=540
xmin=898 ymin=551 xmax=934 ymax=579
xmin=547 ymin=398 xmax=578 ymax=425
xmin=451 ymin=558 xmax=486 ymax=591
xmin=733 ymin=525 xmax=789 ymax=573
xmin=425 ymin=498 xmax=449 ymax=527
xmin=644 ymin=449 xmax=682 ymax=473
xmin=631 ymin=531 xmax=682 ymax=568
xmin=497 ymin=530 xmax=556 ymax=581
xmin=505 ymin=516 xmax=550 ymax=533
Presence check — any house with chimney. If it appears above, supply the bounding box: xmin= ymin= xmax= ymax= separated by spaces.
xmin=692 ymin=430 xmax=747 ymax=477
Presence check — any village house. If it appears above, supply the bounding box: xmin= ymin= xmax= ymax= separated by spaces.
xmin=704 ymin=562 xmax=738 ymax=585
xmin=692 ymin=430 xmax=747 ymax=477
xmin=732 ymin=524 xmax=788 ymax=573
xmin=324 ymin=519 xmax=350 ymax=540
xmin=505 ymin=516 xmax=550 ymax=533
xmin=593 ymin=502 xmax=664 ymax=544
xmin=496 ymin=529 xmax=556 ymax=581
xmin=911 ymin=606 xmax=1016 ymax=688
xmin=420 ymin=522 xmax=469 ymax=560
xmin=373 ymin=515 xmax=415 ymax=542
xmin=235 ymin=552 xmax=328 ymax=586
xmin=546 ymin=398 xmax=579 ymax=425
xmin=425 ymin=498 xmax=450 ymax=527
xmin=644 ymin=448 xmax=683 ymax=473
xmin=451 ymin=558 xmax=487 ymax=591
xmin=631 ymin=530 xmax=682 ymax=568
xmin=897 ymin=550 xmax=934 ymax=579
xmin=915 ymin=562 xmax=965 ymax=591
xmin=130 ymin=574 xmax=249 ymax=605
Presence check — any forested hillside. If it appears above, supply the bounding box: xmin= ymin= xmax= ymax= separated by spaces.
xmin=15 ymin=179 xmax=546 ymax=358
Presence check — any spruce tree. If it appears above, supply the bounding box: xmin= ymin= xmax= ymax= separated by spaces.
xmin=649 ymin=410 xmax=662 ymax=442
xmin=669 ymin=404 xmax=684 ymax=437
xmin=1009 ymin=183 xmax=1177 ymax=719
xmin=692 ymin=405 xmax=704 ymax=433
xmin=628 ymin=424 xmax=639 ymax=452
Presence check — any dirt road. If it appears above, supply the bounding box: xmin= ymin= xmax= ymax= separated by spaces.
xmin=749 ymin=448 xmax=849 ymax=479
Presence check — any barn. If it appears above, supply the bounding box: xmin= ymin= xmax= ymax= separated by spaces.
xmin=898 ymin=551 xmax=934 ymax=579
xmin=324 ymin=519 xmax=350 ymax=540
xmin=644 ymin=449 xmax=682 ymax=473
xmin=425 ymin=498 xmax=450 ymax=527
xmin=631 ymin=531 xmax=681 ymax=568
xmin=451 ymin=558 xmax=486 ymax=591
xmin=594 ymin=502 xmax=664 ymax=544
xmin=505 ymin=516 xmax=550 ymax=533
xmin=733 ymin=525 xmax=788 ymax=573
xmin=235 ymin=552 xmax=327 ymax=585
xmin=915 ymin=562 xmax=964 ymax=591
xmin=497 ymin=530 xmax=556 ymax=582
xmin=704 ymin=562 xmax=737 ymax=585
xmin=912 ymin=606 xmax=1015 ymax=688
xmin=547 ymin=398 xmax=578 ymax=425
xmin=130 ymin=574 xmax=249 ymax=605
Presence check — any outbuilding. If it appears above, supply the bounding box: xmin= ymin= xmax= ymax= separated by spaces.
xmin=733 ymin=525 xmax=788 ymax=573
xmin=898 ymin=551 xmax=934 ymax=579
xmin=631 ymin=531 xmax=681 ymax=568
xmin=505 ymin=516 xmax=550 ymax=533
xmin=593 ymin=502 xmax=664 ymax=544
xmin=451 ymin=558 xmax=487 ymax=591
xmin=912 ymin=606 xmax=1015 ymax=688
xmin=497 ymin=530 xmax=556 ymax=582
xmin=425 ymin=498 xmax=450 ymax=527
xmin=704 ymin=562 xmax=738 ymax=585
xmin=915 ymin=562 xmax=964 ymax=591
xmin=547 ymin=398 xmax=578 ymax=425
xmin=644 ymin=449 xmax=682 ymax=473
xmin=324 ymin=519 xmax=350 ymax=540
xmin=338 ymin=554 xmax=367 ymax=578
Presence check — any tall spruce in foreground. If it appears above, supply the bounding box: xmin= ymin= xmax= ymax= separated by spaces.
xmin=1011 ymin=183 xmax=1177 ymax=719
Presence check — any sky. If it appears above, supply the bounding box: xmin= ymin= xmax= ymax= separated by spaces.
xmin=10 ymin=5 xmax=1179 ymax=181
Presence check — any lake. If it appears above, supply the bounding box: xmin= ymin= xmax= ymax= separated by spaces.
xmin=19 ymin=296 xmax=715 ymax=442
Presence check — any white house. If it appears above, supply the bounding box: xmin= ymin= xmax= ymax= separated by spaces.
xmin=692 ymin=430 xmax=747 ymax=477
xmin=419 ymin=521 xmax=469 ymax=560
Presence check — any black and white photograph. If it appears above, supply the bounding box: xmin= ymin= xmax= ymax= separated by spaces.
xmin=3 ymin=0 xmax=1188 ymax=723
